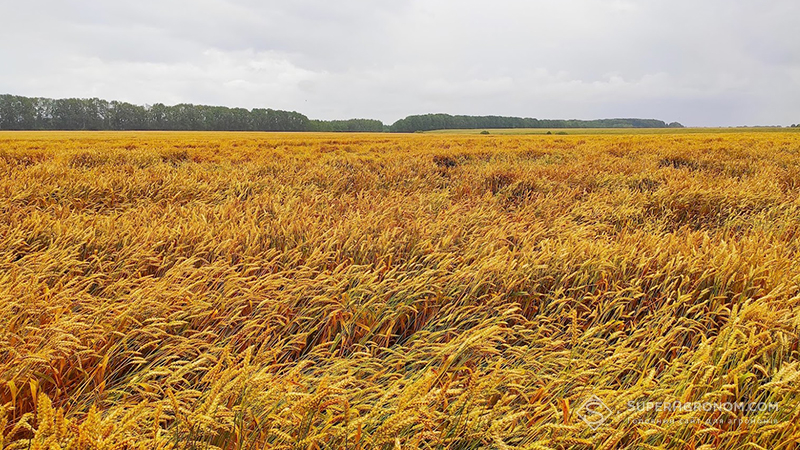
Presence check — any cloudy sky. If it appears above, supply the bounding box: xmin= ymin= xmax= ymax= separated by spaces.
xmin=1 ymin=0 xmax=798 ymax=126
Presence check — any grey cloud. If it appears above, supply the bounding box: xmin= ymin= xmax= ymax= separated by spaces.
xmin=0 ymin=0 xmax=797 ymax=126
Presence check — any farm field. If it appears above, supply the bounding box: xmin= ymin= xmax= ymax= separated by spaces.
xmin=423 ymin=127 xmax=800 ymax=135
xmin=1 ymin=131 xmax=800 ymax=449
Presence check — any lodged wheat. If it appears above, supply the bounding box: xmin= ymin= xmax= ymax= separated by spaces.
xmin=0 ymin=131 xmax=799 ymax=449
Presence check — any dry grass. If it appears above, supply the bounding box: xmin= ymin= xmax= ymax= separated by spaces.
xmin=1 ymin=131 xmax=799 ymax=449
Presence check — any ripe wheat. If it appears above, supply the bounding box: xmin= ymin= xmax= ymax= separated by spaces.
xmin=0 ymin=131 xmax=799 ymax=449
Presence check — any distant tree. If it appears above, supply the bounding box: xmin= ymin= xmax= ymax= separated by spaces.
xmin=108 ymin=101 xmax=146 ymax=130
xmin=51 ymin=98 xmax=87 ymax=129
xmin=84 ymin=98 xmax=109 ymax=130
xmin=146 ymin=103 xmax=169 ymax=130
xmin=0 ymin=95 xmax=36 ymax=129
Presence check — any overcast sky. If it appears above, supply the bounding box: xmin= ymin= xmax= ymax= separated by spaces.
xmin=1 ymin=0 xmax=798 ymax=126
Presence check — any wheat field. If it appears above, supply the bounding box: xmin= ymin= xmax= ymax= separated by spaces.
xmin=1 ymin=131 xmax=799 ymax=449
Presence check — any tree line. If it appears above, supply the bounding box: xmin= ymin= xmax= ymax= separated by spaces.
xmin=308 ymin=119 xmax=389 ymax=132
xmin=1 ymin=94 xmax=684 ymax=132
xmin=388 ymin=113 xmax=683 ymax=132
xmin=0 ymin=95 xmax=384 ymax=132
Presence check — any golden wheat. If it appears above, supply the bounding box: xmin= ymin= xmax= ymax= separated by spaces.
xmin=0 ymin=131 xmax=799 ymax=449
